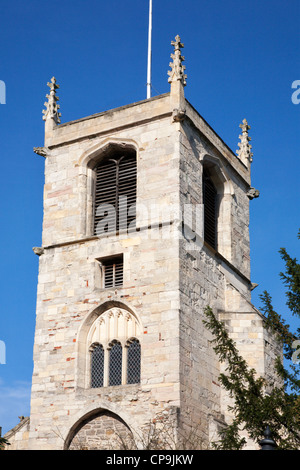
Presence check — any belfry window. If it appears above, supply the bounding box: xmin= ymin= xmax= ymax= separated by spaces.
xmin=203 ymin=169 xmax=218 ymax=250
xmin=93 ymin=148 xmax=137 ymax=236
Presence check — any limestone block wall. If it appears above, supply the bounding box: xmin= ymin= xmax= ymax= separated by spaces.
xmin=42 ymin=100 xmax=178 ymax=247
xmin=178 ymin=242 xmax=226 ymax=448
xmin=28 ymin=96 xmax=187 ymax=449
xmin=176 ymin=111 xmax=262 ymax=448
xmin=3 ymin=418 xmax=30 ymax=451
xmin=22 ymin=89 xmax=281 ymax=450
xmin=29 ymin=241 xmax=182 ymax=449
xmin=179 ymin=116 xmax=251 ymax=280
xmin=218 ymin=305 xmax=283 ymax=450
xmin=67 ymin=410 xmax=136 ymax=450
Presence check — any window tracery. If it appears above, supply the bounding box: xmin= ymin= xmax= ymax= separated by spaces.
xmin=87 ymin=307 xmax=141 ymax=388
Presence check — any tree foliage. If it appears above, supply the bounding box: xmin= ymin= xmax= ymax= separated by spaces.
xmin=203 ymin=230 xmax=300 ymax=450
xmin=0 ymin=437 xmax=10 ymax=450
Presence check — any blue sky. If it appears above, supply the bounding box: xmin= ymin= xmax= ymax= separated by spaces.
xmin=0 ymin=0 xmax=299 ymax=435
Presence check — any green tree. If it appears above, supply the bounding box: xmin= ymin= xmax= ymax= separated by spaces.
xmin=203 ymin=230 xmax=300 ymax=450
xmin=0 ymin=436 xmax=10 ymax=450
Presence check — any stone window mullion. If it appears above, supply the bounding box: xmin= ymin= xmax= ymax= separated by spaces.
xmin=103 ymin=345 xmax=109 ymax=387
xmin=122 ymin=343 xmax=128 ymax=385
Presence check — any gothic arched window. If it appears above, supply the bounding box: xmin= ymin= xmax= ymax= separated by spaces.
xmin=201 ymin=158 xmax=234 ymax=261
xmin=87 ymin=307 xmax=142 ymax=388
xmin=93 ymin=147 xmax=137 ymax=236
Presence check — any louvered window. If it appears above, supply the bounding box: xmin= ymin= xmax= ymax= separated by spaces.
xmin=94 ymin=149 xmax=136 ymax=236
xmin=203 ymin=169 xmax=217 ymax=250
xmin=126 ymin=339 xmax=141 ymax=385
xmin=101 ymin=256 xmax=123 ymax=289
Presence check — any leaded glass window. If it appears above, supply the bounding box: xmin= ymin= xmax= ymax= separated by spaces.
xmin=126 ymin=339 xmax=141 ymax=384
xmin=108 ymin=341 xmax=122 ymax=386
xmin=91 ymin=344 xmax=104 ymax=388
xmin=88 ymin=308 xmax=142 ymax=389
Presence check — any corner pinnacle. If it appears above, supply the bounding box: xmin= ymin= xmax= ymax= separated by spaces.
xmin=236 ymin=118 xmax=253 ymax=166
xmin=168 ymin=35 xmax=187 ymax=86
xmin=42 ymin=77 xmax=61 ymax=124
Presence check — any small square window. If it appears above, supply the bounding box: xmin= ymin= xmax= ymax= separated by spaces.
xmin=100 ymin=255 xmax=123 ymax=289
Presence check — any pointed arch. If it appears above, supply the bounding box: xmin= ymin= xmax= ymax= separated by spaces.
xmin=201 ymin=154 xmax=234 ymax=260
xmin=76 ymin=301 xmax=142 ymax=389
xmin=78 ymin=138 xmax=140 ymax=169
xmin=77 ymin=138 xmax=140 ymax=237
xmin=62 ymin=403 xmax=143 ymax=450
xmin=201 ymin=154 xmax=234 ymax=196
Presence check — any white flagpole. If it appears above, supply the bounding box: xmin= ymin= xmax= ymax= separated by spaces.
xmin=147 ymin=0 xmax=152 ymax=99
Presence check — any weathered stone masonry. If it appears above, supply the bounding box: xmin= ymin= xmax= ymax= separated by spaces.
xmin=5 ymin=36 xmax=281 ymax=450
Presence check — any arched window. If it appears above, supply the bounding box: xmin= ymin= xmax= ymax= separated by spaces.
xmin=201 ymin=157 xmax=234 ymax=261
xmin=90 ymin=343 xmax=104 ymax=388
xmin=203 ymin=168 xmax=218 ymax=250
xmin=108 ymin=341 xmax=123 ymax=386
xmin=93 ymin=147 xmax=137 ymax=236
xmin=86 ymin=307 xmax=142 ymax=388
xmin=126 ymin=339 xmax=141 ymax=385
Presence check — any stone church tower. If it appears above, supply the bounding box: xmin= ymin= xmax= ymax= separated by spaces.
xmin=5 ymin=36 xmax=280 ymax=450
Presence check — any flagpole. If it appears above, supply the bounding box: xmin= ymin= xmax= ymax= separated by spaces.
xmin=147 ymin=0 xmax=152 ymax=99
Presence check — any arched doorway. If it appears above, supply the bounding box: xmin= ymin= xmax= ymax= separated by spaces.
xmin=66 ymin=409 xmax=136 ymax=450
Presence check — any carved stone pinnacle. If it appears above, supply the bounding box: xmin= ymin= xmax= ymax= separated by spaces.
xmin=236 ymin=118 xmax=253 ymax=165
xmin=42 ymin=77 xmax=61 ymax=124
xmin=168 ymin=35 xmax=187 ymax=86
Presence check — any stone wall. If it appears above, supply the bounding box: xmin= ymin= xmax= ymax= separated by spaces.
xmin=68 ymin=411 xmax=135 ymax=450
xmin=3 ymin=417 xmax=30 ymax=450
xmin=17 ymin=85 xmax=281 ymax=451
xmin=175 ymin=109 xmax=279 ymax=449
xmin=28 ymin=95 xmax=184 ymax=449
